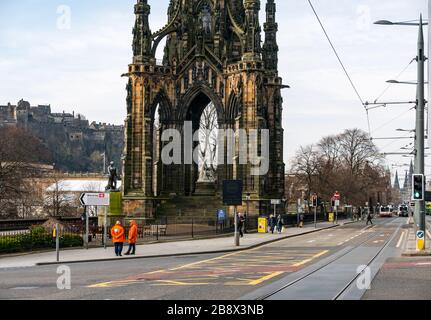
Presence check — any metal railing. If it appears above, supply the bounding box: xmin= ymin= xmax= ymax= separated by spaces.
xmin=0 ymin=216 xmax=259 ymax=254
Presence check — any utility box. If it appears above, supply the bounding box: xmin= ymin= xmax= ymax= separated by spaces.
xmin=258 ymin=218 xmax=268 ymax=233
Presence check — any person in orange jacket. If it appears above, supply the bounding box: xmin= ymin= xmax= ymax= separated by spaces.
xmin=111 ymin=221 xmax=125 ymax=257
xmin=125 ymin=220 xmax=138 ymax=256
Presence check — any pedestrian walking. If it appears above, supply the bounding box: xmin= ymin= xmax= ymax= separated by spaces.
xmin=366 ymin=210 xmax=373 ymax=226
xmin=125 ymin=220 xmax=138 ymax=256
xmin=111 ymin=221 xmax=125 ymax=257
xmin=276 ymin=214 xmax=283 ymax=234
xmin=237 ymin=213 xmax=245 ymax=238
xmin=269 ymin=215 xmax=276 ymax=234
xmin=299 ymin=213 xmax=304 ymax=228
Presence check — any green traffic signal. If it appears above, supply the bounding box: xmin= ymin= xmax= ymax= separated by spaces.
xmin=412 ymin=174 xmax=425 ymax=200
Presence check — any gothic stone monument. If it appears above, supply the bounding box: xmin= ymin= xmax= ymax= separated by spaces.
xmin=122 ymin=0 xmax=286 ymax=217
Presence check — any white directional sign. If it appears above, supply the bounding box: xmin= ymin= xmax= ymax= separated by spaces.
xmin=80 ymin=193 xmax=110 ymax=206
xmin=271 ymin=199 xmax=281 ymax=205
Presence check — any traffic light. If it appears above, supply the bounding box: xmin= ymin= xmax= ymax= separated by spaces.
xmin=312 ymin=196 xmax=318 ymax=207
xmin=412 ymin=174 xmax=425 ymax=201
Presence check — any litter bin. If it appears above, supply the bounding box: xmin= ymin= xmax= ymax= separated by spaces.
xmin=258 ymin=218 xmax=268 ymax=233
xmin=328 ymin=213 xmax=335 ymax=223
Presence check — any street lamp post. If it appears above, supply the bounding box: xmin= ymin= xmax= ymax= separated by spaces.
xmin=375 ymin=16 xmax=427 ymax=249
xmin=246 ymin=193 xmax=251 ymax=234
xmin=416 ymin=16 xmax=426 ymax=239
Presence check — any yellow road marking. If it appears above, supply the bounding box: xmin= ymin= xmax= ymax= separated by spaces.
xmin=147 ymin=270 xmax=166 ymax=274
xmin=88 ymin=280 xmax=138 ymax=288
xmin=248 ymin=272 xmax=284 ymax=285
xmin=153 ymin=280 xmax=210 ymax=286
xmin=292 ymin=250 xmax=329 ymax=267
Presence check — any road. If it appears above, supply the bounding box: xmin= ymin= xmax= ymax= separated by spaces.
xmin=362 ymin=215 xmax=431 ymax=300
xmin=0 ymin=217 xmax=406 ymax=300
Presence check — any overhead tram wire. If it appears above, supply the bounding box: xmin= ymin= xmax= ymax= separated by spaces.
xmin=306 ymin=0 xmax=370 ymax=133
xmin=373 ymin=58 xmax=416 ymax=104
xmin=379 ymin=131 xmax=415 ymax=153
xmin=370 ymin=106 xmax=415 ymax=135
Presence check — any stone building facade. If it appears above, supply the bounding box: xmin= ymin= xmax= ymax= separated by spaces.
xmin=122 ymin=0 xmax=287 ymax=217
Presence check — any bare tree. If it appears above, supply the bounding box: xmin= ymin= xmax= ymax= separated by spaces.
xmin=0 ymin=127 xmax=52 ymax=218
xmin=290 ymin=129 xmax=390 ymax=207
xmin=44 ymin=173 xmax=74 ymax=217
xmin=291 ymin=145 xmax=320 ymax=199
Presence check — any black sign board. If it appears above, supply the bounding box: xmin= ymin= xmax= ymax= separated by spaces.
xmin=425 ymin=191 xmax=431 ymax=202
xmin=223 ymin=180 xmax=243 ymax=206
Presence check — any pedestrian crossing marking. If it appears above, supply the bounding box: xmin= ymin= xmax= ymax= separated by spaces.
xmin=88 ymin=246 xmax=331 ymax=289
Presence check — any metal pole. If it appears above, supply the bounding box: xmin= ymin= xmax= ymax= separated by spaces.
xmin=416 ymin=16 xmax=426 ymax=249
xmin=85 ymin=206 xmax=89 ymax=250
xmin=234 ymin=206 xmax=240 ymax=246
xmin=56 ymin=223 xmax=60 ymax=262
xmin=104 ymin=208 xmax=108 ymax=250
xmin=334 ymin=205 xmax=337 ymax=224
xmin=103 ymin=152 xmax=106 ymax=174
xmin=314 ymin=205 xmax=317 ymax=229
xmin=246 ymin=197 xmax=250 ymax=234
xmin=297 ymin=199 xmax=300 ymax=227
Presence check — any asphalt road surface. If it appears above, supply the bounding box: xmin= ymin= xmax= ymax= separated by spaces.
xmin=0 ymin=217 xmax=406 ymax=300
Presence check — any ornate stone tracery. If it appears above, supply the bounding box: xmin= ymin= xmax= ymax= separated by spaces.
xmin=122 ymin=0 xmax=286 ymax=217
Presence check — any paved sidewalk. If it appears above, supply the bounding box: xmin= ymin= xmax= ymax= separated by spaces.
xmin=402 ymin=217 xmax=431 ymax=256
xmin=0 ymin=220 xmax=355 ymax=269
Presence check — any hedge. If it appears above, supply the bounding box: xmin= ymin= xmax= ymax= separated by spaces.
xmin=0 ymin=226 xmax=83 ymax=254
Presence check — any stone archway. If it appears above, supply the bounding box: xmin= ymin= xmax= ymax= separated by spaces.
xmin=122 ymin=0 xmax=286 ymax=218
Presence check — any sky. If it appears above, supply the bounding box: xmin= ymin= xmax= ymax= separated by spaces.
xmin=0 ymin=0 xmax=429 ymax=185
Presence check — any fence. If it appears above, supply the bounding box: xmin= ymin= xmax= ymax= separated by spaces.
xmin=0 ymin=216 xmax=259 ymax=254
xmin=0 ymin=212 xmax=352 ymax=254
xmin=97 ymin=216 xmax=259 ymax=245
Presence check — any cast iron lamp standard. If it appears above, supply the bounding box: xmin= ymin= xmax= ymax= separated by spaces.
xmin=375 ymin=16 xmax=428 ymax=249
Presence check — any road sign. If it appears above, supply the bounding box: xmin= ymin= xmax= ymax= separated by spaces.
xmin=335 ymin=200 xmax=340 ymax=207
xmin=333 ymin=192 xmax=341 ymax=200
xmin=217 ymin=209 xmax=226 ymax=221
xmin=417 ymin=230 xmax=425 ymax=251
xmin=223 ymin=180 xmax=243 ymax=206
xmin=271 ymin=199 xmax=281 ymax=205
xmin=79 ymin=193 xmax=110 ymax=206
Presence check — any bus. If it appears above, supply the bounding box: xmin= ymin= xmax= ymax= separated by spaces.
xmin=379 ymin=205 xmax=392 ymax=218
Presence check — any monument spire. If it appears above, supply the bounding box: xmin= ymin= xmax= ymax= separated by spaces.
xmin=243 ymin=0 xmax=262 ymax=59
xmin=263 ymin=0 xmax=279 ymax=71
xmin=133 ymin=0 xmax=152 ymax=63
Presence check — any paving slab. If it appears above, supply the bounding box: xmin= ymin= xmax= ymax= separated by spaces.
xmin=0 ymin=220 xmax=355 ymax=268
